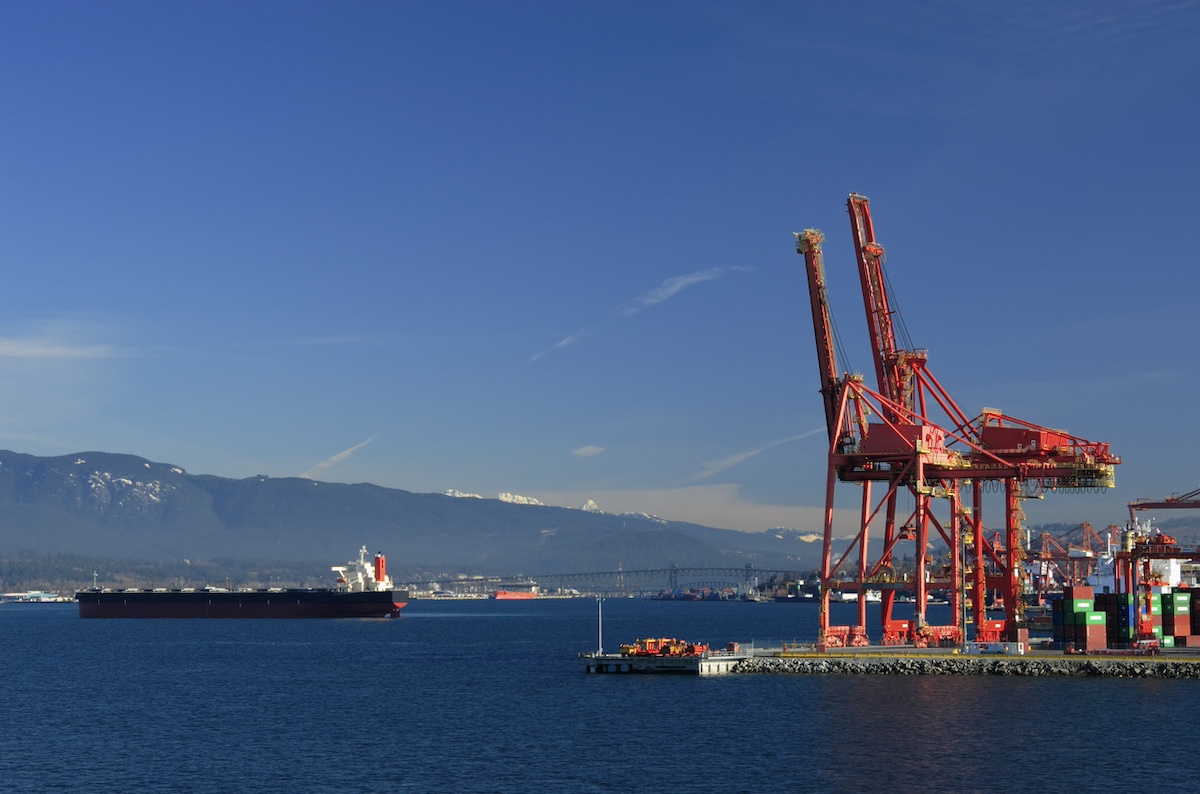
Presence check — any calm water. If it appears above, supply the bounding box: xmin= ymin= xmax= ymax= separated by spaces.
xmin=2 ymin=599 xmax=1198 ymax=793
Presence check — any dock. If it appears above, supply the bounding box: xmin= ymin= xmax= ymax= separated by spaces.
xmin=580 ymin=648 xmax=751 ymax=675
xmin=580 ymin=641 xmax=1200 ymax=677
xmin=580 ymin=639 xmax=789 ymax=675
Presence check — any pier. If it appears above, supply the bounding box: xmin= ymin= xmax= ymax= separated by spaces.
xmin=581 ymin=639 xmax=1200 ymax=677
xmin=580 ymin=637 xmax=795 ymax=676
xmin=580 ymin=648 xmax=751 ymax=675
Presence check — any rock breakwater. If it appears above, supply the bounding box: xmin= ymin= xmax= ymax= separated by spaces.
xmin=734 ymin=655 xmax=1200 ymax=678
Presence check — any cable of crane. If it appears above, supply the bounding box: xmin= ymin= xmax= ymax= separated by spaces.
xmin=830 ymin=309 xmax=854 ymax=378
xmin=880 ymin=262 xmax=915 ymax=353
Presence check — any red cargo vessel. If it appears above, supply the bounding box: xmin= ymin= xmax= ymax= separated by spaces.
xmin=491 ymin=589 xmax=537 ymax=600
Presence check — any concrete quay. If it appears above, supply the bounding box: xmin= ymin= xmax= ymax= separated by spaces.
xmin=733 ymin=650 xmax=1200 ymax=678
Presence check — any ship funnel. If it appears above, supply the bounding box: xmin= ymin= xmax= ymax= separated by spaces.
xmin=374 ymin=553 xmax=387 ymax=585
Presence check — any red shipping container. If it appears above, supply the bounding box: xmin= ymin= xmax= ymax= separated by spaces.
xmin=1173 ymin=615 xmax=1191 ymax=636
xmin=1064 ymin=585 xmax=1094 ymax=601
xmin=1082 ymin=626 xmax=1108 ymax=649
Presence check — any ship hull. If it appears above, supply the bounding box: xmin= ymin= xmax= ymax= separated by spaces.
xmin=492 ymin=590 xmax=537 ymax=600
xmin=76 ymin=589 xmax=409 ymax=618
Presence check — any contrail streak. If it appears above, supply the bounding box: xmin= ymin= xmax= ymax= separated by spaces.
xmin=301 ymin=435 xmax=378 ymax=479
xmin=683 ymin=427 xmax=825 ymax=483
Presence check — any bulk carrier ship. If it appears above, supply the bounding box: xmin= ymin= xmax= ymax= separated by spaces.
xmin=76 ymin=547 xmax=408 ymax=618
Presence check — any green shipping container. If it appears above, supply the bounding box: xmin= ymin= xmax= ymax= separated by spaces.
xmin=1153 ymin=625 xmax=1163 ymax=638
xmin=1085 ymin=612 xmax=1106 ymax=625
xmin=1162 ymin=636 xmax=1175 ymax=648
xmin=1174 ymin=593 xmax=1191 ymax=604
xmin=1071 ymin=599 xmax=1093 ymax=612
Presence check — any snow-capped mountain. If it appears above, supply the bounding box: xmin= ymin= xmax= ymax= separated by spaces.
xmin=498 ymin=492 xmax=544 ymax=506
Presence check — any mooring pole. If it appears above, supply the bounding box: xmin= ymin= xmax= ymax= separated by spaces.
xmin=597 ymin=595 xmax=605 ymax=654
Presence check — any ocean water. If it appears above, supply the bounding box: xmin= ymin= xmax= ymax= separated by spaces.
xmin=2 ymin=599 xmax=1198 ymax=793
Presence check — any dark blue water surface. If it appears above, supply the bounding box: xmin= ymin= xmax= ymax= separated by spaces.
xmin=3 ymin=599 xmax=1198 ymax=793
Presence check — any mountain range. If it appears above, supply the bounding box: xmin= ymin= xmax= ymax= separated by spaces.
xmin=0 ymin=450 xmax=823 ymax=584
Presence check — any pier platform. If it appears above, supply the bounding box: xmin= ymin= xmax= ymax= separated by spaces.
xmin=580 ymin=649 xmax=750 ymax=675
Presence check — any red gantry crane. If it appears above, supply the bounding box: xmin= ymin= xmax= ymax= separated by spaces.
xmin=1028 ymin=522 xmax=1119 ymax=602
xmin=1116 ymin=487 xmax=1200 ymax=636
xmin=796 ymin=194 xmax=1120 ymax=649
xmin=1127 ymin=487 xmax=1200 ymax=524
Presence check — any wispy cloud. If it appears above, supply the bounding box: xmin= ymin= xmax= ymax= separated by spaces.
xmin=0 ymin=318 xmax=128 ymax=448
xmin=571 ymin=445 xmax=605 ymax=458
xmin=683 ymin=427 xmax=826 ymax=483
xmin=0 ymin=319 xmax=121 ymax=360
xmin=528 ymin=482 xmax=845 ymax=534
xmin=620 ymin=266 xmax=750 ymax=316
xmin=529 ymin=266 xmax=752 ymax=361
xmin=528 ymin=329 xmax=586 ymax=363
xmin=0 ymin=338 xmax=116 ymax=359
xmin=301 ymin=435 xmax=378 ymax=479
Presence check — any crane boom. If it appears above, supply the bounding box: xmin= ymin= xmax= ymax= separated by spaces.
xmin=795 ymin=229 xmax=842 ymax=443
xmin=1128 ymin=487 xmax=1200 ymax=522
xmin=847 ymin=193 xmax=925 ymax=416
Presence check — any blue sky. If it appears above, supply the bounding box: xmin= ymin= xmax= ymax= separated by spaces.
xmin=2 ymin=1 xmax=1198 ymax=534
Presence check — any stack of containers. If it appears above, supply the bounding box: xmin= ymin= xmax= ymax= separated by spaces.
xmin=1162 ymin=589 xmax=1191 ymax=647
xmin=1095 ymin=591 xmax=1136 ymax=647
xmin=1051 ymin=596 xmax=1064 ymax=643
xmin=1143 ymin=592 xmax=1162 ymax=640
xmin=1057 ymin=585 xmax=1107 ymax=650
